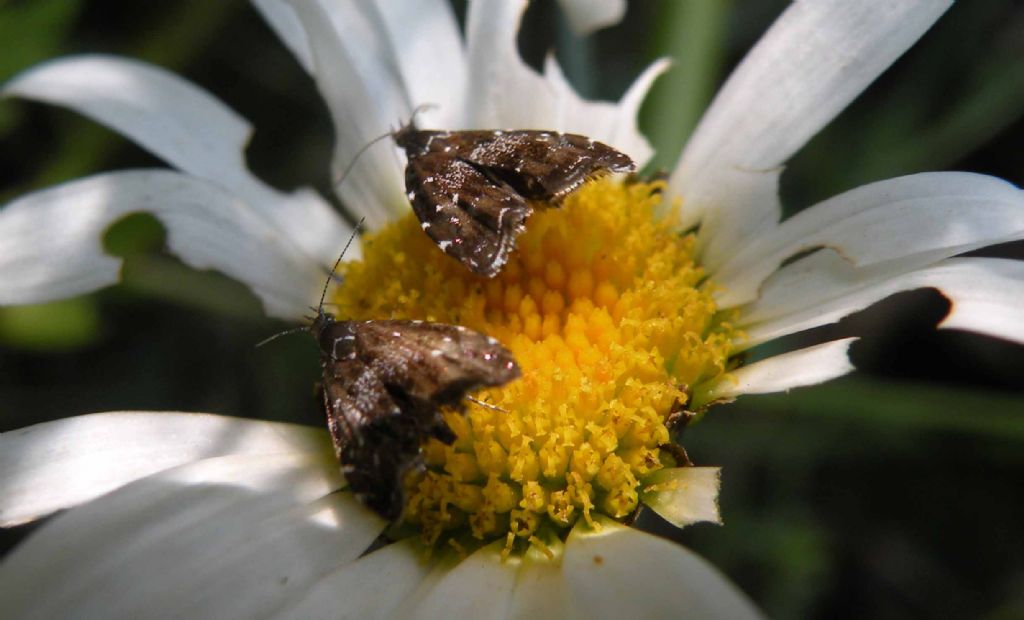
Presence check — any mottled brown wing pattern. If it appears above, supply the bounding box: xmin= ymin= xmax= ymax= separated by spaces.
xmin=394 ymin=126 xmax=635 ymax=277
xmin=405 ymin=153 xmax=531 ymax=277
xmin=313 ymin=315 xmax=520 ymax=520
xmin=354 ymin=320 xmax=520 ymax=405
xmin=320 ymin=359 xmax=419 ymax=519
xmin=442 ymin=130 xmax=635 ymax=202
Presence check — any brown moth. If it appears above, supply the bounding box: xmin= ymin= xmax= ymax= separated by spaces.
xmin=313 ymin=313 xmax=519 ymax=519
xmin=394 ymin=125 xmax=635 ymax=277
xmin=296 ymin=232 xmax=520 ymax=520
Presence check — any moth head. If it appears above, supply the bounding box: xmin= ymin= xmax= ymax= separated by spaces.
xmin=392 ymin=102 xmax=438 ymax=149
xmin=309 ymin=305 xmax=336 ymax=342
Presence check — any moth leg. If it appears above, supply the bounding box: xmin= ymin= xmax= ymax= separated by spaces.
xmin=466 ymin=395 xmax=507 ymax=413
xmin=658 ymin=442 xmax=693 ymax=468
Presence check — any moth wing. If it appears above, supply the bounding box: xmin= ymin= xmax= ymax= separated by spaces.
xmin=354 ymin=320 xmax=521 ymax=407
xmin=321 ymin=357 xmax=418 ymax=520
xmin=454 ymin=130 xmax=635 ymax=202
xmin=321 ymin=357 xmax=391 ymax=456
xmin=406 ymin=152 xmax=531 ymax=277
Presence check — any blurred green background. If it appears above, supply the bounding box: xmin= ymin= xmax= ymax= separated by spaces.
xmin=1 ymin=1 xmax=1023 ymax=618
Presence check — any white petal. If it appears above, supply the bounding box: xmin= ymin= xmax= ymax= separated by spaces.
xmin=3 ymin=54 xmax=353 ymax=268
xmin=556 ymin=0 xmax=626 ymax=36
xmin=687 ymin=166 xmax=781 ymax=268
xmin=251 ymin=0 xmax=315 ymax=73
xmin=705 ymin=338 xmax=858 ymax=402
xmin=542 ymin=54 xmax=666 ymax=166
xmin=274 ymin=538 xmax=431 ymax=619
xmin=563 ymin=517 xmax=764 ymax=619
xmin=641 ymin=467 xmax=722 ymax=528
xmin=670 ymin=0 xmax=952 ymax=267
xmin=278 ymin=186 xmax=361 ymax=267
xmin=609 ymin=57 xmax=670 ymax=166
xmin=4 ymin=55 xmax=254 ymax=193
xmin=0 ymin=411 xmax=332 ymax=526
xmin=462 ymin=0 xmax=659 ymax=166
xmin=715 ymin=172 xmax=1024 ymax=308
xmin=390 ymin=553 xmax=463 ymax=617
xmin=371 ymin=0 xmax=466 ymax=127
xmin=463 ymin=0 xmax=553 ymax=129
xmin=0 ymin=454 xmax=384 ymax=620
xmin=744 ymin=255 xmax=1024 ymax=348
xmin=936 ymin=258 xmax=1024 ymax=345
xmin=0 ymin=170 xmax=320 ymax=318
xmin=408 ymin=541 xmax=518 ymax=620
xmin=287 ymin=0 xmax=407 ymax=228
xmin=739 ymin=249 xmax=906 ymax=347
xmin=742 ymin=248 xmax=904 ymax=326
xmin=505 ymin=541 xmax=571 ymax=618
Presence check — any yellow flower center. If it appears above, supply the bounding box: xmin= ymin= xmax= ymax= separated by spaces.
xmin=334 ymin=178 xmax=737 ymax=552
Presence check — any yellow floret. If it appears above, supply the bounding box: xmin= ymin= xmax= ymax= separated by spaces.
xmin=335 ymin=177 xmax=738 ymax=549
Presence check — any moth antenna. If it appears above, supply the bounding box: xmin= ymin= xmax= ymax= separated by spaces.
xmin=334 ymin=103 xmax=440 ymax=191
xmin=255 ymin=326 xmax=310 ymax=349
xmin=466 ymin=395 xmax=507 ymax=413
xmin=317 ymin=218 xmax=365 ymax=316
xmin=333 ymin=134 xmax=393 ymax=190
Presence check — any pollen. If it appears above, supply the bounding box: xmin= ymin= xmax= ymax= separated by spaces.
xmin=334 ymin=177 xmax=738 ymax=551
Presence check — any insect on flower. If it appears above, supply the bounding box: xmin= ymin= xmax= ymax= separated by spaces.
xmin=303 ymin=233 xmax=521 ymax=519
xmin=394 ymin=123 xmax=635 ymax=277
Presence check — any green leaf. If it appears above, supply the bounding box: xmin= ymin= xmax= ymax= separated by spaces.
xmin=740 ymin=375 xmax=1024 ymax=441
xmin=641 ymin=0 xmax=730 ymax=172
xmin=0 ymin=297 xmax=100 ymax=351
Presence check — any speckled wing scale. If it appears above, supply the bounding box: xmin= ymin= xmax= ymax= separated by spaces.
xmin=394 ymin=125 xmax=635 ymax=277
xmin=312 ymin=311 xmax=520 ymax=520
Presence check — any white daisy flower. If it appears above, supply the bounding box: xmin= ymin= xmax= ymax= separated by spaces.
xmin=2 ymin=0 xmax=1023 ymax=618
